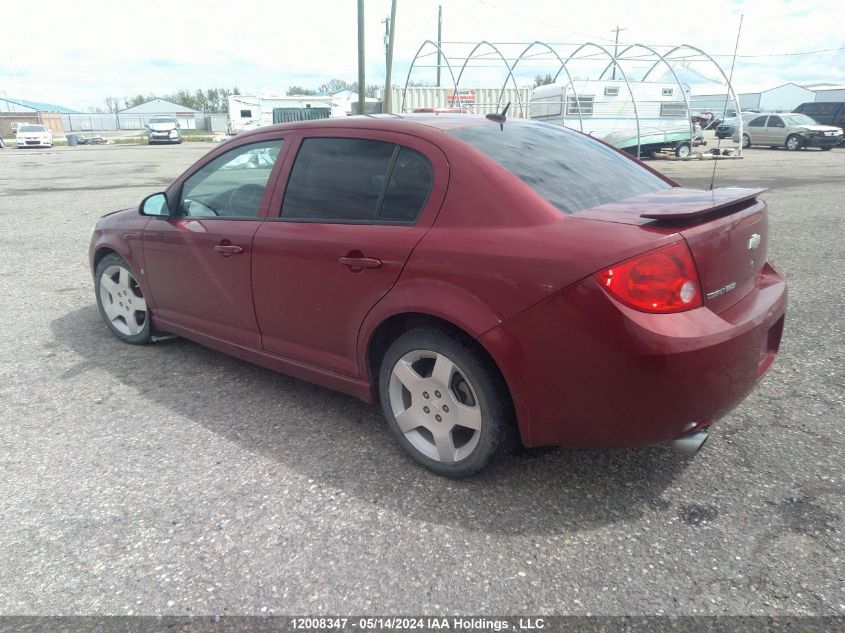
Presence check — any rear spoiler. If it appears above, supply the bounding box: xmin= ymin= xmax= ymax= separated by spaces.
xmin=640 ymin=187 xmax=768 ymax=220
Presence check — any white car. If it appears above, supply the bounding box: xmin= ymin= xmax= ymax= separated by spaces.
xmin=15 ymin=124 xmax=53 ymax=148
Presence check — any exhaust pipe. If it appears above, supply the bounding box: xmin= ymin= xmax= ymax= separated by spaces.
xmin=669 ymin=429 xmax=709 ymax=456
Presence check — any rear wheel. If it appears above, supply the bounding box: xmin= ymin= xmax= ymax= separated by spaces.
xmin=821 ymin=146 xmax=833 ymax=151
xmin=785 ymin=134 xmax=803 ymax=151
xmin=741 ymin=134 xmax=751 ymax=149
xmin=675 ymin=142 xmax=691 ymax=158
xmin=95 ymin=254 xmax=151 ymax=345
xmin=379 ymin=328 xmax=514 ymax=478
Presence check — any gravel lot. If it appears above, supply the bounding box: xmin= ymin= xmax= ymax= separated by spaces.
xmin=0 ymin=142 xmax=842 ymax=616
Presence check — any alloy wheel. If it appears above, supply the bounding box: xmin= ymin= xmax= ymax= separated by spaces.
xmin=388 ymin=349 xmax=482 ymax=463
xmin=99 ymin=265 xmax=148 ymax=336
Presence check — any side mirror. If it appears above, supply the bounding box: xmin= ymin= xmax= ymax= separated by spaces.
xmin=140 ymin=192 xmax=171 ymax=217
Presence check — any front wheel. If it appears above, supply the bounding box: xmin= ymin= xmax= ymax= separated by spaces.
xmin=741 ymin=134 xmax=751 ymax=149
xmin=785 ymin=134 xmax=804 ymax=151
xmin=95 ymin=253 xmax=151 ymax=344
xmin=379 ymin=328 xmax=515 ymax=478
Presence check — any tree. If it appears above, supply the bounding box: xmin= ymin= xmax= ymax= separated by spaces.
xmin=101 ymin=87 xmax=239 ymax=114
xmin=103 ymin=96 xmax=123 ymax=114
xmin=534 ymin=73 xmax=554 ymax=87
xmin=317 ymin=79 xmax=354 ymax=94
xmin=287 ymin=86 xmax=317 ymax=96
xmin=125 ymin=94 xmax=150 ymax=108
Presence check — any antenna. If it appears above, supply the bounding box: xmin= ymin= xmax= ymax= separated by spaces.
xmin=709 ymin=14 xmax=743 ymax=191
xmin=485 ymin=101 xmax=511 ymax=130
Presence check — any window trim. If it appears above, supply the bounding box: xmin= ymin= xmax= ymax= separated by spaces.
xmin=259 ymin=128 xmax=449 ymax=229
xmin=275 ymin=137 xmax=433 ymax=226
xmin=604 ymin=86 xmax=620 ymax=97
xmin=565 ymin=95 xmax=594 ymax=116
xmin=659 ymin=102 xmax=688 ymax=118
xmin=172 ymin=137 xmax=286 ymax=220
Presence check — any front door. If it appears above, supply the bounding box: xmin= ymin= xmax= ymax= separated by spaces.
xmin=764 ymin=115 xmax=786 ymax=145
xmin=143 ymin=138 xmax=285 ymax=347
xmin=252 ymin=131 xmax=448 ymax=377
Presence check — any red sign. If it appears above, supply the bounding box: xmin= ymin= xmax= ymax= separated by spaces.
xmin=447 ymin=89 xmax=476 ymax=104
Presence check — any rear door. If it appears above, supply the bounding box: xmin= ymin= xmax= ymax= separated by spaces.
xmin=252 ymin=130 xmax=448 ymax=376
xmin=745 ymin=115 xmax=768 ymax=144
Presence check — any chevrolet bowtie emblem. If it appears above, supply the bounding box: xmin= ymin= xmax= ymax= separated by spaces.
xmin=748 ymin=233 xmax=761 ymax=251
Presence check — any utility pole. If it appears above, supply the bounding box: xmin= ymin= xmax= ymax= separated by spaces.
xmin=384 ymin=0 xmax=397 ymax=113
xmin=357 ymin=0 xmax=365 ymax=115
xmin=611 ymin=25 xmax=627 ymax=80
xmin=436 ymin=5 xmax=443 ymax=87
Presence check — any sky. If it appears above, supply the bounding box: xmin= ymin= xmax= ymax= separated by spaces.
xmin=2 ymin=0 xmax=844 ymax=111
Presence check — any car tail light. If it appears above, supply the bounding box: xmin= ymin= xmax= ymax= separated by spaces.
xmin=594 ymin=240 xmax=702 ymax=313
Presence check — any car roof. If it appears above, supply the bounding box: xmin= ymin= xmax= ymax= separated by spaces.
xmin=234 ymin=113 xmax=504 ymax=141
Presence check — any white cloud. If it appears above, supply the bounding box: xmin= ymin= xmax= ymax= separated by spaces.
xmin=2 ymin=0 xmax=843 ymax=110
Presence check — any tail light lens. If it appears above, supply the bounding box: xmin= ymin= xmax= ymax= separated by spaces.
xmin=594 ymin=240 xmax=702 ymax=313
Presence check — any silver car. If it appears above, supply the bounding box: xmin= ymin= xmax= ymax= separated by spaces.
xmin=146 ymin=116 xmax=182 ymax=145
xmin=734 ymin=113 xmax=843 ymax=150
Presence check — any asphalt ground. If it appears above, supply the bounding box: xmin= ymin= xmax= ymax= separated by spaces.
xmin=0 ymin=141 xmax=842 ymax=616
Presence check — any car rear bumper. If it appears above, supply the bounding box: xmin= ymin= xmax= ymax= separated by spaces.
xmin=480 ymin=262 xmax=787 ymax=448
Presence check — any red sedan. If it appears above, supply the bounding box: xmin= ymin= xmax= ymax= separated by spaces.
xmin=89 ymin=115 xmax=787 ymax=477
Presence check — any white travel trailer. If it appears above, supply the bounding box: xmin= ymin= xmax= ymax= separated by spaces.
xmin=530 ymin=80 xmax=697 ymax=156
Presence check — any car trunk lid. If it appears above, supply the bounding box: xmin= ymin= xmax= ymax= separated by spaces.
xmin=575 ymin=187 xmax=769 ymax=314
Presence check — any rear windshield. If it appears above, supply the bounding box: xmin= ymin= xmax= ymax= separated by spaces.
xmin=448 ymin=121 xmax=671 ymax=214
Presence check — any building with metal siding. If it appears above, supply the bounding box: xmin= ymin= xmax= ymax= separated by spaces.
xmin=0 ymin=97 xmax=66 ymax=137
xmin=119 ymin=98 xmax=199 ymax=129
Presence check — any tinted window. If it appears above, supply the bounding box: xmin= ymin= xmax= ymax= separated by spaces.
xmin=379 ymin=147 xmax=433 ymax=223
xmin=768 ymin=116 xmax=784 ymax=128
xmin=282 ymin=138 xmax=396 ymax=222
xmin=448 ymin=121 xmax=671 ymax=215
xmin=179 ymin=140 xmax=282 ymax=218
xmin=19 ymin=125 xmax=46 ymax=133
xmin=748 ymin=116 xmax=767 ymax=127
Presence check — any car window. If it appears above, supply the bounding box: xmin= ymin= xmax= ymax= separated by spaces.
xmin=281 ymin=138 xmax=396 ymax=222
xmin=19 ymin=125 xmax=47 ymax=133
xmin=768 ymin=116 xmax=784 ymax=128
xmin=748 ymin=116 xmax=767 ymax=128
xmin=448 ymin=120 xmax=671 ymax=215
xmin=378 ymin=147 xmax=434 ymax=223
xmin=783 ymin=114 xmax=816 ymax=126
xmin=179 ymin=140 xmax=283 ymax=218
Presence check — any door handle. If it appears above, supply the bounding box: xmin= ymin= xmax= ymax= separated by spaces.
xmin=214 ymin=243 xmax=243 ymax=256
xmin=339 ymin=256 xmax=382 ymax=269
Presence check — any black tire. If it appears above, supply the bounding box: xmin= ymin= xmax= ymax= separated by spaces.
xmin=741 ymin=134 xmax=751 ymax=149
xmin=821 ymin=146 xmax=833 ymax=151
xmin=379 ymin=328 xmax=515 ymax=478
xmin=675 ymin=142 xmax=691 ymax=158
xmin=94 ymin=253 xmax=151 ymax=345
xmin=785 ymin=134 xmax=804 ymax=151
